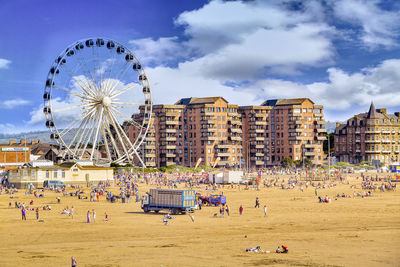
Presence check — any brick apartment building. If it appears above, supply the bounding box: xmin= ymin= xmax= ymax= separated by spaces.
xmin=127 ymin=97 xmax=242 ymax=168
xmin=240 ymin=98 xmax=326 ymax=168
xmin=126 ymin=97 xmax=326 ymax=169
xmin=334 ymin=102 xmax=400 ymax=165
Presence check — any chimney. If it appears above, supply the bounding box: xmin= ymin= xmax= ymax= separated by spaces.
xmin=394 ymin=112 xmax=399 ymax=117
xmin=9 ymin=139 xmax=16 ymax=145
xmin=20 ymin=139 xmax=27 ymax=145
xmin=336 ymin=122 xmax=341 ymax=128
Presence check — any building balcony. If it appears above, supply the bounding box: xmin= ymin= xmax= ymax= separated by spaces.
xmin=316 ymin=136 xmax=326 ymax=141
xmin=228 ymin=112 xmax=239 ymax=117
xmin=255 ymin=152 xmax=264 ymax=157
xmin=201 ymin=127 xmax=217 ymax=132
xmin=381 ymin=130 xmax=391 ymax=134
xmin=200 ymin=110 xmax=214 ymax=115
xmin=166 ymin=161 xmax=176 ymax=166
xmin=356 ymin=149 xmax=361 ymax=153
xmin=162 ymin=112 xmax=180 ymax=117
xmin=146 ymin=136 xmax=155 ymax=141
xmin=145 ymin=145 xmax=155 ymax=149
xmin=145 ymin=162 xmax=156 ymax=167
xmin=217 ymin=160 xmax=232 ymax=166
xmin=289 ymin=128 xmax=303 ymax=133
xmin=314 ymin=113 xmax=323 ymax=117
xmin=381 ymin=140 xmax=391 ymax=143
xmin=255 ymin=129 xmax=264 ymax=133
xmin=215 ymin=144 xmax=231 ymax=149
xmin=165 ymin=137 xmax=177 ymax=141
xmin=304 ymin=144 xmax=316 ymax=148
xmin=382 ymin=150 xmax=391 ymax=154
xmin=166 ymin=153 xmax=176 ymax=158
xmin=160 ymin=128 xmax=177 ymax=133
xmin=255 ymin=160 xmax=264 ymax=165
xmin=229 ymin=136 xmax=242 ymax=141
xmin=304 ymin=151 xmax=317 ymax=156
xmin=230 ymin=119 xmax=242 ymax=125
xmin=216 ymin=152 xmax=231 ymax=157
xmin=162 ymin=145 xmax=176 ymax=150
xmin=164 ymin=120 xmax=179 ymax=125
xmin=289 ymin=136 xmax=305 ymax=141
xmin=315 ymin=120 xmax=327 ymax=125
xmin=365 ymin=130 xmax=380 ymax=134
xmin=254 ymin=113 xmax=265 ymax=117
xmin=365 ymin=140 xmax=381 ymax=143
xmin=145 ymin=152 xmax=156 ymax=157
xmin=201 ymin=119 xmax=217 ymax=124
xmin=315 ymin=128 xmax=327 ymax=133
xmin=395 ymin=150 xmax=400 ymax=153
xmin=230 ymin=128 xmax=242 ymax=133
xmin=366 ymin=150 xmax=380 ymax=153
xmin=255 ymin=144 xmax=264 ymax=149
xmin=355 ymin=131 xmax=361 ymax=134
xmin=201 ymin=136 xmax=218 ymax=141
xmin=255 ymin=121 xmax=267 ymax=125
xmin=255 ymin=136 xmax=265 ymax=141
xmin=355 ymin=139 xmax=361 ymax=143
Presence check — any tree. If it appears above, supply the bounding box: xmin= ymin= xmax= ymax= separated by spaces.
xmin=303 ymin=158 xmax=313 ymax=168
xmin=323 ymin=133 xmax=335 ymax=154
xmin=281 ymin=158 xmax=295 ymax=168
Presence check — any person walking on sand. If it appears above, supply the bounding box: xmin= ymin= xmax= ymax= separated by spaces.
xmin=255 ymin=197 xmax=260 ymax=208
xmin=264 ymin=205 xmax=267 ymax=217
xmin=225 ymin=205 xmax=230 ymax=216
xmin=71 ymin=256 xmax=77 ymax=267
xmin=87 ymin=210 xmax=91 ymax=223
xmin=35 ymin=207 xmax=39 ymax=220
xmin=21 ymin=207 xmax=26 ymax=220
xmin=92 ymin=209 xmax=96 ymax=223
xmin=239 ymin=205 xmax=243 ymax=215
xmin=70 ymin=206 xmax=74 ymax=219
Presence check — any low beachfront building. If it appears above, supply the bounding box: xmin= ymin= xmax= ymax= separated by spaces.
xmin=8 ymin=161 xmax=114 ymax=189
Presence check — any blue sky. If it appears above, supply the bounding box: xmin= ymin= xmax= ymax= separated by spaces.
xmin=0 ymin=0 xmax=399 ymax=133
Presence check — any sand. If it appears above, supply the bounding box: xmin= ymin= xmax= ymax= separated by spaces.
xmin=0 ymin=175 xmax=399 ymax=267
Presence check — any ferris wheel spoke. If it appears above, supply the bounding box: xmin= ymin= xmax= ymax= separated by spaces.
xmin=108 ymin=108 xmax=139 ymax=157
xmin=109 ymin=106 xmax=144 ymax=130
xmin=104 ymin=113 xmax=122 ymax=160
xmin=90 ymin=107 xmax=104 ymax=160
xmin=107 ymin=109 xmax=133 ymax=163
xmin=101 ymin=121 xmax=112 ymax=161
xmin=59 ymin=65 xmax=97 ymax=99
xmin=111 ymin=102 xmax=142 ymax=106
xmin=75 ymin=52 xmax=98 ymax=96
xmin=64 ymin=114 xmax=91 ymax=156
xmin=106 ymin=62 xmax=132 ymax=96
xmin=109 ymin=83 xmax=138 ymax=98
xmin=52 ymin=103 xmax=92 ymax=113
xmin=53 ymin=85 xmax=95 ymax=102
xmin=104 ymin=50 xmax=117 ymax=95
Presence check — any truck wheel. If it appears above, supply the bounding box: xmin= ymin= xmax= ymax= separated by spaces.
xmin=154 ymin=210 xmax=159 ymax=213
xmin=171 ymin=208 xmax=178 ymax=215
xmin=143 ymin=207 xmax=149 ymax=213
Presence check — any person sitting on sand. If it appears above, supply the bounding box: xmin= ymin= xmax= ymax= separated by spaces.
xmin=104 ymin=212 xmax=110 ymax=221
xmin=281 ymin=245 xmax=288 ymax=253
xmin=276 ymin=246 xmax=281 ymax=253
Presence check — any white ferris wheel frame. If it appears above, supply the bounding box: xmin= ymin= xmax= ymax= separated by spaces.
xmin=43 ymin=38 xmax=152 ymax=167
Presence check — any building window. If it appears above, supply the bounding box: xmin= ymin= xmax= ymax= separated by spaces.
xmin=54 ymin=170 xmax=58 ymax=178
xmin=62 ymin=170 xmax=65 ymax=178
xmin=46 ymin=170 xmax=49 ymax=179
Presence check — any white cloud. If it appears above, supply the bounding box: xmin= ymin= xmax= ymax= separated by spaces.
xmin=247 ymin=58 xmax=400 ymax=112
xmin=0 ymin=58 xmax=11 ymax=69
xmin=0 ymin=98 xmax=31 ymax=109
xmin=129 ymin=37 xmax=188 ymax=66
xmin=0 ymin=123 xmax=19 ymax=134
xmin=332 ymin=0 xmax=400 ymax=49
xmin=131 ymin=0 xmax=335 ymax=80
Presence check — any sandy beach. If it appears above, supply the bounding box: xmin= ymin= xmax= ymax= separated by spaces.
xmin=0 ymin=175 xmax=399 ymax=267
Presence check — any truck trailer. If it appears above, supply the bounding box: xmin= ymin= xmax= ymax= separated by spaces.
xmin=141 ymin=189 xmax=196 ymax=214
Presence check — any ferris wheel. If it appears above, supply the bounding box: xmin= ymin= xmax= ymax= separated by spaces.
xmin=43 ymin=38 xmax=152 ymax=166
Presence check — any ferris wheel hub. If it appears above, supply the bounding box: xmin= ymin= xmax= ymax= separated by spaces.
xmin=102 ymin=96 xmax=112 ymax=107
